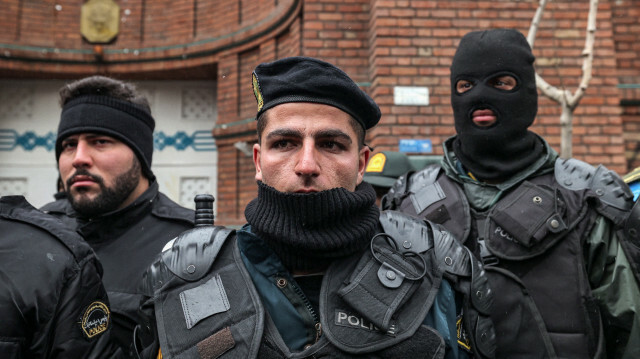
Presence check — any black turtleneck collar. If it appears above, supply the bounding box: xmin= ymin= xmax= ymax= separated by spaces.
xmin=244 ymin=181 xmax=380 ymax=272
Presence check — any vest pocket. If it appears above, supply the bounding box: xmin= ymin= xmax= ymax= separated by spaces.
xmin=337 ymin=248 xmax=425 ymax=332
xmin=487 ymin=181 xmax=569 ymax=259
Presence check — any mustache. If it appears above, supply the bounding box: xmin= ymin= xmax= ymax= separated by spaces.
xmin=66 ymin=169 xmax=104 ymax=188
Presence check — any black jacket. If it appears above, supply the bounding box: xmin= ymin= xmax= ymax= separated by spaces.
xmin=41 ymin=181 xmax=194 ymax=357
xmin=0 ymin=196 xmax=118 ymax=358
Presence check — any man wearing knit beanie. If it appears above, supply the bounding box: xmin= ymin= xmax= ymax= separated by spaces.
xmin=41 ymin=76 xmax=194 ymax=358
xmin=384 ymin=28 xmax=640 ymax=358
xmin=134 ymin=57 xmax=495 ymax=359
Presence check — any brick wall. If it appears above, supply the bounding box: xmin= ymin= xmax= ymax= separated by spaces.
xmin=0 ymin=0 xmax=296 ymax=78
xmin=1 ymin=0 xmax=639 ymax=225
xmin=612 ymin=0 xmax=640 ymax=170
xmin=369 ymin=0 xmax=627 ymax=173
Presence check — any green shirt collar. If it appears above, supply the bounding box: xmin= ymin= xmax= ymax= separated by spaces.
xmin=441 ymin=135 xmax=557 ymax=210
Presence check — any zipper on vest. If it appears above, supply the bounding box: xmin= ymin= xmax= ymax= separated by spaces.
xmin=314 ymin=322 xmax=322 ymax=343
xmin=276 ymin=276 xmax=322 ymax=346
xmin=291 ymin=278 xmax=322 ymax=342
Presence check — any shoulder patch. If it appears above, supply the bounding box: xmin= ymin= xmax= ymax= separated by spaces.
xmin=81 ymin=301 xmax=110 ymax=338
xmin=366 ymin=153 xmax=387 ymax=173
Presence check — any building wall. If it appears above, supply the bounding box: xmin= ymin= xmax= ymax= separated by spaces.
xmin=613 ymin=0 xmax=640 ymax=170
xmin=1 ymin=0 xmax=639 ymax=225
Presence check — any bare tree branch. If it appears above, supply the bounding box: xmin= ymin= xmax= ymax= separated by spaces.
xmin=527 ymin=0 xmax=599 ymax=158
xmin=568 ymin=0 xmax=598 ymax=109
xmin=527 ymin=0 xmax=550 ymax=48
xmin=536 ymin=73 xmax=564 ymax=102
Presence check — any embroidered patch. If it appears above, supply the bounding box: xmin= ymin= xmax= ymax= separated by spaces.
xmin=334 ymin=309 xmax=397 ymax=336
xmin=252 ymin=73 xmax=264 ymax=112
xmin=81 ymin=301 xmax=110 ymax=338
xmin=366 ymin=153 xmax=387 ymax=173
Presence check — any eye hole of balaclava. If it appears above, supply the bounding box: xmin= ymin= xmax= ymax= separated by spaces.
xmin=449 ymin=29 xmax=543 ymax=182
xmin=455 ymin=74 xmax=518 ymax=95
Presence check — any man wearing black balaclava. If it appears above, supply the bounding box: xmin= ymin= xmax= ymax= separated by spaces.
xmin=384 ymin=29 xmax=640 ymax=358
xmin=134 ymin=57 xmax=496 ymax=359
xmin=450 ymin=28 xmax=543 ymax=182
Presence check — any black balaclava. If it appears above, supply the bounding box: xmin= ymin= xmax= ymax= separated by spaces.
xmin=450 ymin=29 xmax=543 ymax=181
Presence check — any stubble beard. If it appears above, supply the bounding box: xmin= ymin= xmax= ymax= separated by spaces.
xmin=66 ymin=158 xmax=142 ymax=218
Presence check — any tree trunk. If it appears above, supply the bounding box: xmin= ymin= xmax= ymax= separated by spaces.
xmin=560 ymin=100 xmax=573 ymax=158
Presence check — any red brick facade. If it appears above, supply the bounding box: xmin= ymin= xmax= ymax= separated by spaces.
xmin=2 ymin=0 xmax=639 ymax=225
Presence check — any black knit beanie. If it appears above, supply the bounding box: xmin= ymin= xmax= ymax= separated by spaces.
xmin=56 ymin=95 xmax=155 ymax=180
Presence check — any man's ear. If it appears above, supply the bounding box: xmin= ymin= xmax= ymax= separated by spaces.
xmin=356 ymin=145 xmax=371 ymax=185
xmin=253 ymin=143 xmax=262 ymax=181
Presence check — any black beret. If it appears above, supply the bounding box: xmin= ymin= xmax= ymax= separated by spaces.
xmin=252 ymin=56 xmax=381 ymax=130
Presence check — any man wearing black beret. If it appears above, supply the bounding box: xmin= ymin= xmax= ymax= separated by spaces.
xmin=134 ymin=57 xmax=495 ymax=359
xmin=384 ymin=28 xmax=640 ymax=358
xmin=40 ymin=76 xmax=194 ymax=357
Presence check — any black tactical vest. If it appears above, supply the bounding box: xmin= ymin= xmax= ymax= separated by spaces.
xmin=383 ymin=159 xmax=634 ymax=359
xmin=135 ymin=212 xmax=496 ymax=359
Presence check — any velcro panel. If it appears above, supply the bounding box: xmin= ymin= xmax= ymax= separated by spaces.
xmin=197 ymin=327 xmax=235 ymax=359
xmin=410 ymin=181 xmax=446 ymax=215
xmin=180 ymin=274 xmax=230 ymax=329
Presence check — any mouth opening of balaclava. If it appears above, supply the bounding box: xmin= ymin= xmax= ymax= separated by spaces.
xmin=450 ymin=28 xmax=543 ymax=181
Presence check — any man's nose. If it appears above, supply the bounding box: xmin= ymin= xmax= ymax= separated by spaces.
xmin=72 ymin=141 xmax=93 ymax=168
xmin=294 ymin=141 xmax=320 ymax=177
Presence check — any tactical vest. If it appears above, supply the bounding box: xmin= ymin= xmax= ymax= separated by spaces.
xmin=137 ymin=212 xmax=496 ymax=359
xmin=384 ymin=158 xmax=634 ymax=359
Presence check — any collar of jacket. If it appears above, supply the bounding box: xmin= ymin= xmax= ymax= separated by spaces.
xmin=74 ymin=180 xmax=160 ymax=243
xmin=441 ymin=134 xmax=557 ymax=192
xmin=236 ymin=224 xmax=318 ymax=351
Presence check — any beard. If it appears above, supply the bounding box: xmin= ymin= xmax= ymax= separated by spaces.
xmin=66 ymin=157 xmax=142 ymax=218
